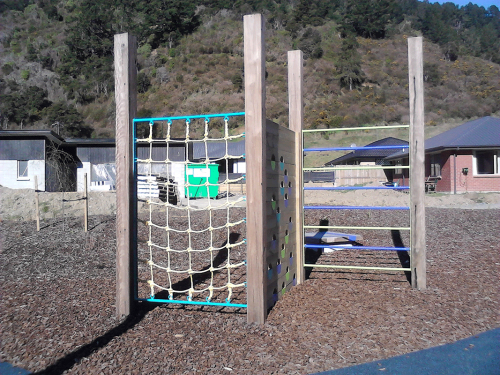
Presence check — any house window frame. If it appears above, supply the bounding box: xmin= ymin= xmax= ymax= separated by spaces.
xmin=473 ymin=150 xmax=499 ymax=176
xmin=430 ymin=153 xmax=441 ymax=177
xmin=17 ymin=160 xmax=29 ymax=180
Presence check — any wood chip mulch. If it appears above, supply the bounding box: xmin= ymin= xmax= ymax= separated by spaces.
xmin=0 ymin=208 xmax=498 ymax=375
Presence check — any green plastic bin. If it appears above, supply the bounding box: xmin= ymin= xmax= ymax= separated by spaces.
xmin=185 ymin=164 xmax=219 ymax=198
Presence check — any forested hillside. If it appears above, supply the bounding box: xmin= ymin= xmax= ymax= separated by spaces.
xmin=1 ymin=0 xmax=499 ymax=138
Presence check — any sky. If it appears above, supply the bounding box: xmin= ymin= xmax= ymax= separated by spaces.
xmin=431 ymin=0 xmax=499 ymax=8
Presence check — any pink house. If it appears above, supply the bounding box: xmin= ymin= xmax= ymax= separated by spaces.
xmin=387 ymin=116 xmax=500 ymax=193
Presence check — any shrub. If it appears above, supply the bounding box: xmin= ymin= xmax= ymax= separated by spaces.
xmin=2 ymin=63 xmax=15 ymax=75
xmin=231 ymin=73 xmax=243 ymax=91
xmin=137 ymin=72 xmax=151 ymax=93
xmin=20 ymin=69 xmax=30 ymax=80
xmin=138 ymin=43 xmax=152 ymax=58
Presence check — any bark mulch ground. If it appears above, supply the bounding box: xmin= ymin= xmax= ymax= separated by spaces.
xmin=0 ymin=208 xmax=498 ymax=374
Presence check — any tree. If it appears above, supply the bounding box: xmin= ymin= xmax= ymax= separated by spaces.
xmin=58 ymin=0 xmax=201 ymax=103
xmin=344 ymin=0 xmax=397 ymax=39
xmin=42 ymin=102 xmax=93 ymax=138
xmin=297 ymin=28 xmax=323 ymax=59
xmin=293 ymin=0 xmax=334 ymax=27
xmin=479 ymin=23 xmax=500 ymax=62
xmin=420 ymin=4 xmax=453 ymax=45
xmin=1 ymin=85 xmax=52 ymax=127
xmin=137 ymin=72 xmax=151 ymax=94
xmin=45 ymin=143 xmax=77 ymax=192
xmin=423 ymin=62 xmax=440 ymax=86
xmin=335 ymin=31 xmax=365 ymax=91
xmin=137 ymin=0 xmax=201 ymax=49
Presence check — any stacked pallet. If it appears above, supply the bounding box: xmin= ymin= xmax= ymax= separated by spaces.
xmin=156 ymin=176 xmax=178 ymax=205
xmin=137 ymin=175 xmax=159 ymax=199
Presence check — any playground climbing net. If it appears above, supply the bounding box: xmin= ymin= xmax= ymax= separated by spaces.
xmin=134 ymin=113 xmax=248 ymax=307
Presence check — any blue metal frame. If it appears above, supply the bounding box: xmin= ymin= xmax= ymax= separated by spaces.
xmin=137 ymin=297 xmax=247 ymax=308
xmin=132 ymin=112 xmax=247 ymax=309
xmin=304 ymin=205 xmax=410 ymax=210
xmin=304 ymin=186 xmax=410 ymax=191
xmin=132 ymin=119 xmax=139 ymax=301
xmin=133 ymin=112 xmax=246 ymax=124
xmin=304 ymin=145 xmax=408 ymax=152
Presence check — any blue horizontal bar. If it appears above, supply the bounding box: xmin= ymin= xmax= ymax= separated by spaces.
xmin=133 ymin=112 xmax=245 ymax=123
xmin=137 ymin=298 xmax=247 ymax=308
xmin=304 ymin=206 xmax=410 ymax=210
xmin=304 ymin=186 xmax=410 ymax=191
xmin=305 ymin=244 xmax=410 ymax=251
xmin=304 ymin=145 xmax=408 ymax=152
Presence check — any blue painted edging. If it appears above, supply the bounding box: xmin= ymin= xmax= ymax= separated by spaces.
xmin=311 ymin=328 xmax=500 ymax=375
xmin=0 ymin=362 xmax=31 ymax=375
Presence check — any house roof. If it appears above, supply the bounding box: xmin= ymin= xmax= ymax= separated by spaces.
xmin=325 ymin=137 xmax=409 ymax=166
xmin=386 ymin=116 xmax=500 ymax=160
xmin=65 ymin=138 xmax=116 ymax=146
xmin=0 ymin=130 xmax=65 ymax=144
xmin=193 ymin=140 xmax=245 ymax=160
xmin=424 ymin=116 xmax=500 ymax=151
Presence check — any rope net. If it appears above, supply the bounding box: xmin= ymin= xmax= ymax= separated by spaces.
xmin=134 ymin=113 xmax=247 ymax=306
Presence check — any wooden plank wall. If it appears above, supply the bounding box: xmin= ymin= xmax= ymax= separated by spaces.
xmin=330 ymin=168 xmax=387 ymax=186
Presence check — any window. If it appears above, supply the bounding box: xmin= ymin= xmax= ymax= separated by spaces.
xmin=395 ymin=162 xmax=402 ymax=175
xmin=17 ymin=160 xmax=29 ymax=180
xmin=430 ymin=154 xmax=441 ymax=177
xmin=475 ymin=150 xmax=499 ymax=175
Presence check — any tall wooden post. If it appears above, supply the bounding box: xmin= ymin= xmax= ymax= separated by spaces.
xmin=244 ymin=14 xmax=267 ymax=324
xmin=288 ymin=50 xmax=305 ymax=285
xmin=84 ymin=173 xmax=88 ymax=232
xmin=34 ymin=176 xmax=40 ymax=231
xmin=114 ymin=33 xmax=137 ymax=319
xmin=408 ymin=37 xmax=426 ymax=290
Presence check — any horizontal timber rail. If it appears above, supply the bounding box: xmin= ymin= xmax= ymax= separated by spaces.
xmin=303 ymin=264 xmax=412 ymax=272
xmin=304 ymin=225 xmax=411 ymax=231
xmin=305 ymin=244 xmax=410 ymax=251
xmin=303 ymin=124 xmax=409 ymax=133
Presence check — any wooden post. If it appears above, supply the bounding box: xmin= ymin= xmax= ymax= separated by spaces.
xmin=408 ymin=37 xmax=426 ymax=290
xmin=84 ymin=173 xmax=88 ymax=232
xmin=288 ymin=50 xmax=305 ymax=285
xmin=34 ymin=176 xmax=40 ymax=231
xmin=114 ymin=33 xmax=137 ymax=319
xmin=244 ymin=14 xmax=267 ymax=324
